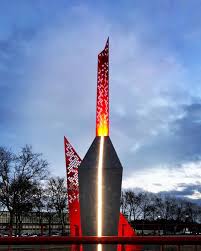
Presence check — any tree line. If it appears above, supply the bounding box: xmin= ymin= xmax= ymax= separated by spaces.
xmin=121 ymin=190 xmax=201 ymax=223
xmin=0 ymin=145 xmax=67 ymax=235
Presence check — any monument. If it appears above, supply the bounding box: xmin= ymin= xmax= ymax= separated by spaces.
xmin=64 ymin=38 xmax=137 ymax=251
xmin=78 ymin=39 xmax=122 ymax=251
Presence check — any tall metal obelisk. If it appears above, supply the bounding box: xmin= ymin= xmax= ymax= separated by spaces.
xmin=78 ymin=38 xmax=123 ymax=251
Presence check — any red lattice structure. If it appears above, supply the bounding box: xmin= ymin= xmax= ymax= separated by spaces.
xmin=96 ymin=38 xmax=109 ymax=136
xmin=64 ymin=136 xmax=82 ymax=237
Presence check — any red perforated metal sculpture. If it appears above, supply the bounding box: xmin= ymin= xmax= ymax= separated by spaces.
xmin=96 ymin=38 xmax=109 ymax=136
xmin=64 ymin=136 xmax=82 ymax=237
xmin=64 ymin=38 xmax=141 ymax=251
xmin=64 ymin=136 xmax=135 ymax=238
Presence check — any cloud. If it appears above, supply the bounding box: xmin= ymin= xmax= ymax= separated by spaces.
xmin=123 ymin=160 xmax=201 ymax=195
xmin=1 ymin=2 xmax=201 ymax=202
xmin=126 ymin=102 xmax=201 ymax=173
xmin=21 ymin=20 xmax=188 ymax=175
xmin=187 ymin=190 xmax=201 ymax=200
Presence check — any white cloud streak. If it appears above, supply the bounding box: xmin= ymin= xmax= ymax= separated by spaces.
xmin=123 ymin=160 xmax=201 ymax=193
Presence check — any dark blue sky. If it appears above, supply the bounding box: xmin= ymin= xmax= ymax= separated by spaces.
xmin=1 ymin=0 xmax=201 ymax=200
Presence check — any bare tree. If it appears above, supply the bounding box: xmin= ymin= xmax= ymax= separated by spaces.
xmin=45 ymin=177 xmax=67 ymax=235
xmin=0 ymin=147 xmax=14 ymax=234
xmin=124 ymin=190 xmax=134 ymax=221
xmin=157 ymin=196 xmax=177 ymax=221
xmin=146 ymin=194 xmax=160 ymax=221
xmin=32 ymin=184 xmax=46 ymax=235
xmin=139 ymin=192 xmax=152 ymax=220
xmin=173 ymin=198 xmax=187 ymax=222
xmin=131 ymin=191 xmax=141 ymax=220
xmin=0 ymin=145 xmax=48 ymax=235
xmin=120 ymin=191 xmax=127 ymax=215
xmin=15 ymin=145 xmax=48 ymax=180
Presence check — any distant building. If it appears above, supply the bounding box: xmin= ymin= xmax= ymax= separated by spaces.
xmin=131 ymin=220 xmax=201 ymax=235
xmin=0 ymin=211 xmax=70 ymax=236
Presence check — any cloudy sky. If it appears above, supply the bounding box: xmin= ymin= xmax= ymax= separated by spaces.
xmin=1 ymin=0 xmax=201 ymax=201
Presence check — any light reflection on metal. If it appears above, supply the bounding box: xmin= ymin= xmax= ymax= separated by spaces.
xmin=97 ymin=243 xmax=102 ymax=251
xmin=96 ymin=38 xmax=109 ymax=136
xmin=97 ymin=136 xmax=104 ymax=241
